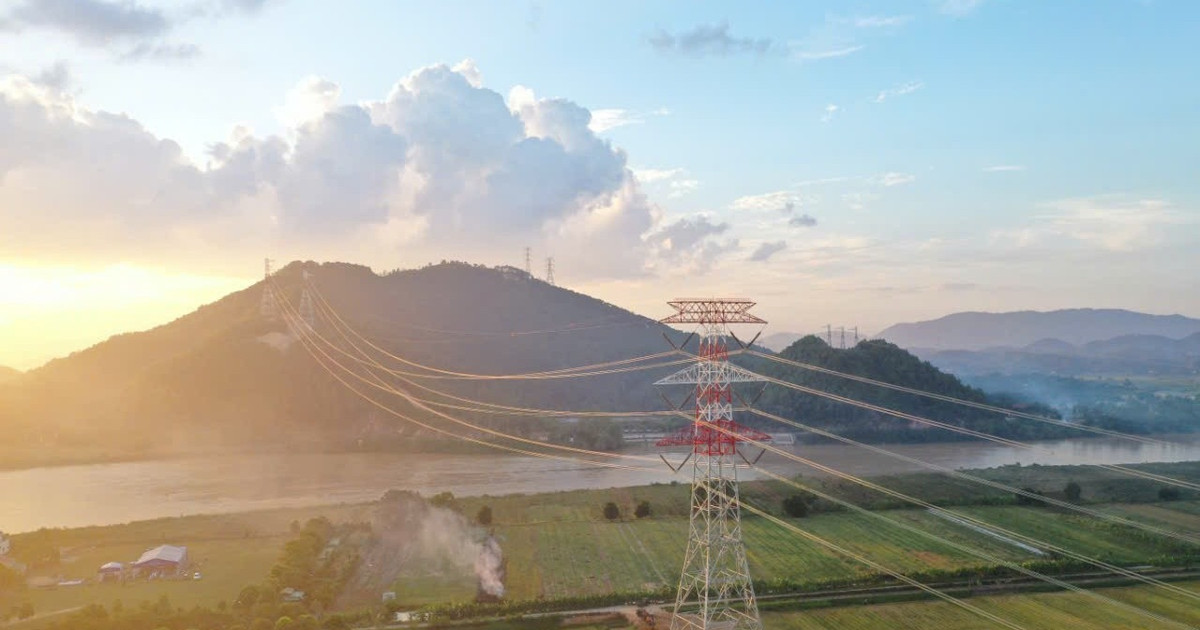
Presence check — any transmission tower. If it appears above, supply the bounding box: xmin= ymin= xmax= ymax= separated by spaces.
xmin=296 ymin=269 xmax=317 ymax=331
xmin=656 ymin=299 xmax=769 ymax=630
xmin=524 ymin=246 xmax=532 ymax=275
xmin=260 ymin=258 xmax=277 ymax=320
xmin=545 ymin=257 xmax=555 ymax=286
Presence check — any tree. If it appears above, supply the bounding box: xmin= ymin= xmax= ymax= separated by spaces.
xmin=17 ymin=602 xmax=33 ymax=620
xmin=1015 ymin=487 xmax=1046 ymax=507
xmin=782 ymin=494 xmax=810 ymax=518
xmin=275 ymin=615 xmax=295 ymax=630
xmin=634 ymin=501 xmax=652 ymax=519
xmin=476 ymin=505 xmax=493 ymax=526
xmin=1159 ymin=486 xmax=1182 ymax=501
xmin=1064 ymin=481 xmax=1082 ymax=501
xmin=235 ymin=585 xmax=261 ymax=610
xmin=602 ymin=502 xmax=621 ymax=521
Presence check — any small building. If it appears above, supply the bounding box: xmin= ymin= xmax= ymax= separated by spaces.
xmin=97 ymin=561 xmax=124 ymax=582
xmin=131 ymin=545 xmax=189 ymax=578
xmin=281 ymin=587 xmax=306 ymax=602
xmin=0 ymin=531 xmax=10 ymax=556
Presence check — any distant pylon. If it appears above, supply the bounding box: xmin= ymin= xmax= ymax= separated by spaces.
xmin=839 ymin=326 xmax=846 ymax=350
xmin=545 ymin=257 xmax=555 ymax=286
xmin=297 ymin=270 xmax=316 ymax=331
xmin=524 ymin=247 xmax=532 ymax=275
xmin=260 ymin=258 xmax=277 ymax=320
xmin=656 ymin=298 xmax=768 ymax=630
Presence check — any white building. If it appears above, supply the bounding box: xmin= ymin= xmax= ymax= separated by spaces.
xmin=0 ymin=532 xmax=10 ymax=556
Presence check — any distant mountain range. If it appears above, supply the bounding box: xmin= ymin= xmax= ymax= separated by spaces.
xmin=919 ymin=332 xmax=1200 ymax=377
xmin=878 ymin=309 xmax=1200 ymax=351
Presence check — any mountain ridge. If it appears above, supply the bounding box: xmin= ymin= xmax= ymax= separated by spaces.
xmin=879 ymin=308 xmax=1200 ymax=351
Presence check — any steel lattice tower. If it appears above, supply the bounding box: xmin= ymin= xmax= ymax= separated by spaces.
xmin=656 ymin=299 xmax=770 ymax=630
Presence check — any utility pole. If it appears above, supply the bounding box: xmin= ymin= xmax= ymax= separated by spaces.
xmin=826 ymin=324 xmax=832 ymax=347
xmin=656 ymin=299 xmax=769 ymax=630
xmin=545 ymin=257 xmax=555 ymax=286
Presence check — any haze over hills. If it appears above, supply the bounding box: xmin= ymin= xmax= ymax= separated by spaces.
xmin=0 ymin=366 xmax=19 ymax=383
xmin=921 ymin=332 xmax=1200 ymax=378
xmin=0 ymin=261 xmax=686 ymax=460
xmin=878 ymin=309 xmax=1200 ymax=351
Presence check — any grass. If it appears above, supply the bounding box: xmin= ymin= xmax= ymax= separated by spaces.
xmin=761 ymin=580 xmax=1200 ymax=629
xmin=7 ymin=463 xmax=1200 ymax=620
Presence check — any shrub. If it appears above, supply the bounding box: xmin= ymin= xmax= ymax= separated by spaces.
xmin=634 ymin=501 xmax=652 ymax=519
xmin=782 ymin=495 xmax=810 ymax=518
xmin=602 ymin=502 xmax=621 ymax=521
xmin=1064 ymin=481 xmax=1082 ymax=501
xmin=476 ymin=505 xmax=493 ymax=526
xmin=1160 ymin=486 xmax=1182 ymax=501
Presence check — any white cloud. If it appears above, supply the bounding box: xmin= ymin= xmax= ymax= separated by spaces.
xmin=275 ymin=75 xmax=341 ymax=129
xmin=731 ymin=190 xmax=801 ymax=212
xmin=821 ymin=103 xmax=839 ymax=123
xmin=633 ymin=167 xmax=684 ymax=183
xmin=669 ymin=179 xmax=699 ymax=198
xmin=793 ymin=45 xmax=864 ymax=61
xmin=634 ymin=167 xmax=698 ymax=199
xmin=875 ymin=172 xmax=916 ymax=187
xmin=749 ymin=240 xmax=787 ymax=262
xmin=647 ymin=215 xmax=738 ymax=274
xmin=587 ymin=107 xmax=670 ymax=133
xmin=0 ymin=62 xmax=733 ymax=281
xmin=874 ymin=81 xmax=924 ymax=103
xmin=938 ymin=0 xmax=986 ymax=16
xmin=983 ymin=164 xmax=1026 ymax=172
xmin=853 ymin=15 xmax=912 ymax=28
xmin=996 ymin=197 xmax=1192 ymax=253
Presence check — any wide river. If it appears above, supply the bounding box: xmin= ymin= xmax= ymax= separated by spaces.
xmin=4 ymin=434 xmax=1200 ymax=533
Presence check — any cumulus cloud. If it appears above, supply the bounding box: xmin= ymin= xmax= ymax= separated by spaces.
xmin=587 ymin=107 xmax=668 ymax=133
xmin=749 ymin=240 xmax=786 ymax=262
xmin=647 ymin=216 xmax=738 ymax=274
xmin=635 ymin=167 xmax=697 ymax=199
xmin=0 ymin=62 xmax=730 ymax=281
xmin=649 ymin=21 xmax=774 ymax=57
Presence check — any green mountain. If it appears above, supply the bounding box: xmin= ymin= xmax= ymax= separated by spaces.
xmin=754 ymin=335 xmax=1067 ymax=443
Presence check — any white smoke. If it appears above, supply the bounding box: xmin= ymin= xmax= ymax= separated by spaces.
xmin=373 ymin=491 xmax=503 ymax=598
xmin=474 ymin=535 xmax=505 ymax=598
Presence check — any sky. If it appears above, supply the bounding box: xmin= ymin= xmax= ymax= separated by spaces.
xmin=1 ymin=0 xmax=1198 ymax=369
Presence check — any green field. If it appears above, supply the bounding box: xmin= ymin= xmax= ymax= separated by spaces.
xmin=761 ymin=580 xmax=1200 ymax=629
xmin=7 ymin=462 xmax=1200 ymax=624
xmin=0 ymin=503 xmax=374 ymax=619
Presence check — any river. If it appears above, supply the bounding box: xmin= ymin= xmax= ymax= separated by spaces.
xmin=4 ymin=434 xmax=1200 ymax=533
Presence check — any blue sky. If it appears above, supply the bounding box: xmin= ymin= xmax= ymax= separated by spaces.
xmin=1 ymin=0 xmax=1198 ymax=367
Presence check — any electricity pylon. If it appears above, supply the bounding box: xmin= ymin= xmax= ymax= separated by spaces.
xmin=656 ymin=299 xmax=769 ymax=630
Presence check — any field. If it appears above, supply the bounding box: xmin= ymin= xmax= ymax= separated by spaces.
xmin=0 ymin=503 xmax=375 ymax=620
xmin=7 ymin=462 xmax=1200 ymax=622
xmin=761 ymin=580 xmax=1200 ymax=629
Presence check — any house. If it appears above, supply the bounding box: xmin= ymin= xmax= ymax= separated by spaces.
xmin=0 ymin=531 xmax=10 ymax=556
xmin=281 ymin=587 xmax=306 ymax=602
xmin=131 ymin=545 xmax=189 ymax=578
xmin=97 ymin=562 xmax=124 ymax=582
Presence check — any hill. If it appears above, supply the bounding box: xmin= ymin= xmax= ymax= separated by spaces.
xmin=754 ymin=336 xmax=1067 ymax=443
xmin=0 ymin=366 xmax=19 ymax=383
xmin=878 ymin=309 xmax=1200 ymax=351
xmin=919 ymin=332 xmax=1200 ymax=378
xmin=0 ymin=261 xmax=683 ymax=460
